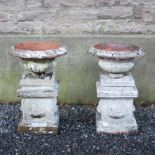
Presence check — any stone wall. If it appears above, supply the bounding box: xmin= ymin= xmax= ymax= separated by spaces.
xmin=0 ymin=1 xmax=155 ymax=105
xmin=0 ymin=0 xmax=155 ymax=35
xmin=0 ymin=35 xmax=155 ymax=105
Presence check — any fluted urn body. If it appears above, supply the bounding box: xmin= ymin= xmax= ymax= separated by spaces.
xmin=9 ymin=41 xmax=67 ymax=134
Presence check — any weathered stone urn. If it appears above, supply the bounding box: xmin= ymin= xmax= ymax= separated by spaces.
xmin=89 ymin=43 xmax=145 ymax=134
xmin=9 ymin=41 xmax=67 ymax=134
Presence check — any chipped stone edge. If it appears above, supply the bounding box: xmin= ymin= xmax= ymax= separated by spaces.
xmin=9 ymin=46 xmax=67 ymax=59
xmin=88 ymin=46 xmax=145 ymax=59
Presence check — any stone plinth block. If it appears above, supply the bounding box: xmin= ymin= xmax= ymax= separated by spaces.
xmin=96 ymin=74 xmax=138 ymax=134
xmin=18 ymin=74 xmax=59 ymax=134
xmin=19 ymin=98 xmax=59 ymax=134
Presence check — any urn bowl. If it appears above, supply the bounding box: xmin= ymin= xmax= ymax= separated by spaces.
xmin=89 ymin=43 xmax=145 ymax=77
xmin=9 ymin=41 xmax=67 ymax=73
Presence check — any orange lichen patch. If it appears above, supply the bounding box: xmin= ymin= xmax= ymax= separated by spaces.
xmin=94 ymin=43 xmax=139 ymax=52
xmin=15 ymin=41 xmax=60 ymax=51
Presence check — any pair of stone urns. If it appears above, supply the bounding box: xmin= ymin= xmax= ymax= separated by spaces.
xmin=9 ymin=41 xmax=145 ymax=134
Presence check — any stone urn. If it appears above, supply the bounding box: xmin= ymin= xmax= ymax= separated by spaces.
xmin=11 ymin=41 xmax=66 ymax=74
xmin=88 ymin=43 xmax=145 ymax=134
xmin=9 ymin=41 xmax=67 ymax=134
xmin=89 ymin=43 xmax=144 ymax=78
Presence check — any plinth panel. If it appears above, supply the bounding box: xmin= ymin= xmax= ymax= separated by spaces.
xmin=96 ymin=98 xmax=138 ymax=134
xmin=18 ymin=98 xmax=59 ymax=134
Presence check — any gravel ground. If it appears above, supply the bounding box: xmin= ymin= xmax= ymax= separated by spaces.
xmin=0 ymin=103 xmax=155 ymax=155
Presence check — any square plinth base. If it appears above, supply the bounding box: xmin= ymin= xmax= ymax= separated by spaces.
xmin=96 ymin=99 xmax=138 ymax=134
xmin=96 ymin=125 xmax=138 ymax=134
xmin=19 ymin=98 xmax=59 ymax=134
xmin=96 ymin=115 xmax=138 ymax=134
xmin=18 ymin=121 xmax=58 ymax=134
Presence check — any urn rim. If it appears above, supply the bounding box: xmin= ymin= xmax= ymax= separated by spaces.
xmin=9 ymin=41 xmax=67 ymax=59
xmin=89 ymin=43 xmax=145 ymax=59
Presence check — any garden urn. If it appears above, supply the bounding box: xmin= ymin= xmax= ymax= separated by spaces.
xmin=89 ymin=43 xmax=145 ymax=134
xmin=9 ymin=41 xmax=67 ymax=134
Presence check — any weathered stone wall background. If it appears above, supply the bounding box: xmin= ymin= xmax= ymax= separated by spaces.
xmin=0 ymin=0 xmax=155 ymax=105
xmin=0 ymin=0 xmax=155 ymax=35
xmin=0 ymin=35 xmax=155 ymax=105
